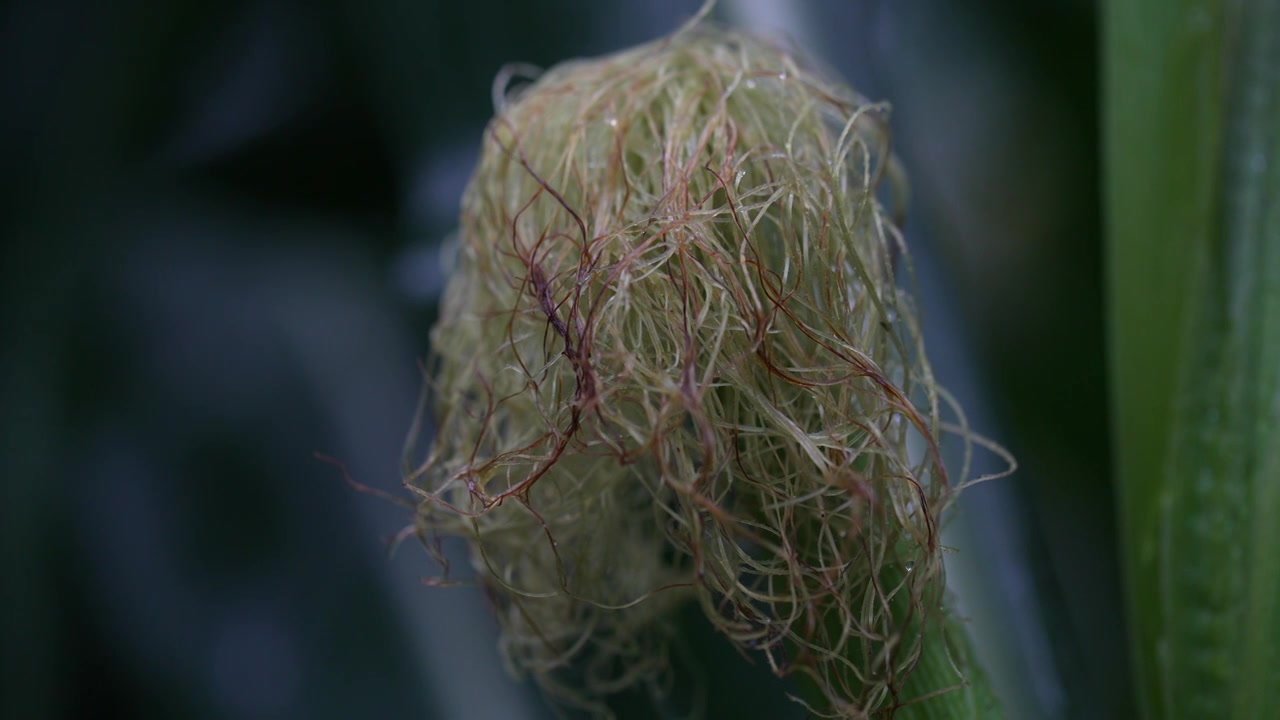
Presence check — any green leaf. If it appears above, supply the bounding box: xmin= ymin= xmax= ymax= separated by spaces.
xmin=1105 ymin=1 xmax=1280 ymax=718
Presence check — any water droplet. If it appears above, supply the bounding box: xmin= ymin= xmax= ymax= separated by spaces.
xmin=604 ymin=114 xmax=618 ymax=128
xmin=904 ymin=561 xmax=915 ymax=573
xmin=777 ymin=71 xmax=789 ymax=81
xmin=745 ymin=79 xmax=757 ymax=89
xmin=735 ymin=169 xmax=746 ymax=184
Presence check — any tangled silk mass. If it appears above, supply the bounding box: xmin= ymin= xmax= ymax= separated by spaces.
xmin=406 ymin=17 xmax=999 ymax=718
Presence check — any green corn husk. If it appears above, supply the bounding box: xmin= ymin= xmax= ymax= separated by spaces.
xmin=410 ymin=18 xmax=1002 ymax=718
xmin=1105 ymin=1 xmax=1280 ymax=718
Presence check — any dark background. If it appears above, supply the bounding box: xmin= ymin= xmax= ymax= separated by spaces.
xmin=1 ymin=1 xmax=1123 ymax=718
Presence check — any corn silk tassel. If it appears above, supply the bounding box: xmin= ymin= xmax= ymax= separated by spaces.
xmin=407 ymin=16 xmax=1007 ymax=719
